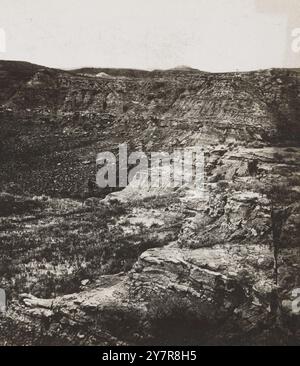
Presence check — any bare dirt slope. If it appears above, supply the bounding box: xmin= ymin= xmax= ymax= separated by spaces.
xmin=0 ymin=61 xmax=299 ymax=345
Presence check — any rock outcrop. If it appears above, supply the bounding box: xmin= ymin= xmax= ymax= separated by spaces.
xmin=0 ymin=61 xmax=299 ymax=345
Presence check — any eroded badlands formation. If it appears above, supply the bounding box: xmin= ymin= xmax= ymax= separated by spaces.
xmin=0 ymin=61 xmax=299 ymax=344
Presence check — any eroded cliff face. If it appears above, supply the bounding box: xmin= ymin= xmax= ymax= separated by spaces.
xmin=0 ymin=61 xmax=299 ymax=345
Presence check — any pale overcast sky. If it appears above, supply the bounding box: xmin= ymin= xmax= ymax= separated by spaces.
xmin=0 ymin=0 xmax=299 ymax=71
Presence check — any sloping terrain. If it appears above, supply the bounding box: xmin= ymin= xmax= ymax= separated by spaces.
xmin=0 ymin=61 xmax=299 ymax=345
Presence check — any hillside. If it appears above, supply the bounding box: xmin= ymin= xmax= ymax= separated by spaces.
xmin=0 ymin=61 xmax=299 ymax=345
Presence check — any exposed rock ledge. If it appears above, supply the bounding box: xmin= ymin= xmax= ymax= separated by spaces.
xmin=3 ymin=146 xmax=300 ymax=345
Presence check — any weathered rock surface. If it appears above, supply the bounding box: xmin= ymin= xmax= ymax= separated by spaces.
xmin=0 ymin=62 xmax=299 ymax=345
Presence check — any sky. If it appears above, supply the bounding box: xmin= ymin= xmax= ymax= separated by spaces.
xmin=0 ymin=0 xmax=299 ymax=71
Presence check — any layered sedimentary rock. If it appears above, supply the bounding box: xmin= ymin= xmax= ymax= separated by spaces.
xmin=0 ymin=61 xmax=299 ymax=345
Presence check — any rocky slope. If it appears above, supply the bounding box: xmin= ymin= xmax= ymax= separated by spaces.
xmin=0 ymin=61 xmax=299 ymax=345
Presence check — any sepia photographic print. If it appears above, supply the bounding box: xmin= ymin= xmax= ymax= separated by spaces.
xmin=0 ymin=0 xmax=300 ymax=352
